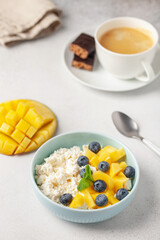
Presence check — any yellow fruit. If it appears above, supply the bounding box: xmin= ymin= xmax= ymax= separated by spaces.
xmin=0 ymin=99 xmax=57 ymax=155
xmin=16 ymin=119 xmax=30 ymax=133
xmin=113 ymin=172 xmax=128 ymax=192
xmin=119 ymin=161 xmax=127 ymax=171
xmin=105 ymin=190 xmax=119 ymax=204
xmin=0 ymin=122 xmax=14 ymax=136
xmin=110 ymin=163 xmax=122 ymax=177
xmin=98 ymin=153 xmax=111 ymax=165
xmin=25 ymin=141 xmax=38 ymax=152
xmin=89 ymin=155 xmax=100 ymax=169
xmin=69 ymin=193 xmax=84 ymax=209
xmin=26 ymin=126 xmax=37 ymax=138
xmin=84 ymin=147 xmax=97 ymax=160
xmin=5 ymin=110 xmax=20 ymax=126
xmin=110 ymin=148 xmax=126 ymax=162
xmin=0 ymin=133 xmax=18 ymax=155
xmin=93 ymin=171 xmax=114 ymax=190
xmin=16 ymin=102 xmax=28 ymax=118
xmin=98 ymin=146 xmax=117 ymax=156
xmin=82 ymin=189 xmax=96 ymax=209
xmin=11 ymin=129 xmax=25 ymax=144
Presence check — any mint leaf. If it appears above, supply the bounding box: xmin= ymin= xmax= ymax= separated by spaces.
xmin=77 ymin=178 xmax=91 ymax=191
xmin=77 ymin=165 xmax=94 ymax=191
xmin=85 ymin=165 xmax=94 ymax=182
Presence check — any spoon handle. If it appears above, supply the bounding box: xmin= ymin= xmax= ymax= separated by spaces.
xmin=142 ymin=138 xmax=160 ymax=157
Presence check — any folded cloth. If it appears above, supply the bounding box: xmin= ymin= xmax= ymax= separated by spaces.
xmin=0 ymin=0 xmax=61 ymax=46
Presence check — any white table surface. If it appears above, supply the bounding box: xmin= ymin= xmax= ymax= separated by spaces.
xmin=0 ymin=0 xmax=160 ymax=239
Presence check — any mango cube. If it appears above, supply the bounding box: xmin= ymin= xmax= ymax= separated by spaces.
xmin=105 ymin=190 xmax=119 ymax=204
xmin=82 ymin=189 xmax=96 ymax=209
xmin=89 ymin=155 xmax=100 ymax=169
xmin=0 ymin=122 xmax=14 ymax=135
xmin=25 ymin=141 xmax=38 ymax=152
xmin=11 ymin=129 xmax=25 ymax=143
xmin=69 ymin=193 xmax=84 ymax=209
xmin=5 ymin=110 xmax=20 ymax=126
xmin=16 ymin=102 xmax=28 ymax=118
xmin=26 ymin=126 xmax=37 ymax=138
xmin=16 ymin=119 xmax=30 ymax=133
xmin=0 ymin=133 xmax=18 ymax=155
xmin=113 ymin=172 xmax=128 ymax=192
xmin=110 ymin=163 xmax=122 ymax=177
xmin=84 ymin=147 xmax=97 ymax=160
xmin=119 ymin=161 xmax=127 ymax=171
xmin=93 ymin=171 xmax=114 ymax=190
xmin=20 ymin=137 xmax=31 ymax=149
xmin=110 ymin=148 xmax=126 ymax=162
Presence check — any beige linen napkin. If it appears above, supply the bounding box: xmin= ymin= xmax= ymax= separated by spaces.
xmin=0 ymin=0 xmax=61 ymax=46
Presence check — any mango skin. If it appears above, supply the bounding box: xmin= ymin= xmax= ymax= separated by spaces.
xmin=0 ymin=99 xmax=57 ymax=155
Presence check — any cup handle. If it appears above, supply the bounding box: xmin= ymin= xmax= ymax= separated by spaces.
xmin=136 ymin=44 xmax=160 ymax=82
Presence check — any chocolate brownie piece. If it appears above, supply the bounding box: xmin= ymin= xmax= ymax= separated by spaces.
xmin=70 ymin=33 xmax=95 ymax=59
xmin=72 ymin=51 xmax=95 ymax=71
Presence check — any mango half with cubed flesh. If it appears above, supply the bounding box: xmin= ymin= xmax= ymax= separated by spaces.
xmin=0 ymin=99 xmax=57 ymax=155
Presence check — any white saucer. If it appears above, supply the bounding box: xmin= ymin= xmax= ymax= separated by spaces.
xmin=63 ymin=34 xmax=160 ymax=92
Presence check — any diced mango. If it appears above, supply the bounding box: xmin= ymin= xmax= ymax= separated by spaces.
xmin=93 ymin=171 xmax=114 ymax=190
xmin=110 ymin=148 xmax=126 ymax=162
xmin=0 ymin=133 xmax=18 ymax=155
xmin=16 ymin=102 xmax=28 ymax=118
xmin=87 ymin=186 xmax=97 ymax=194
xmin=25 ymin=141 xmax=38 ymax=152
xmin=26 ymin=126 xmax=37 ymax=138
xmin=84 ymin=147 xmax=97 ymax=160
xmin=98 ymin=146 xmax=117 ymax=156
xmin=89 ymin=155 xmax=100 ymax=169
xmin=24 ymin=108 xmax=44 ymax=129
xmin=20 ymin=137 xmax=31 ymax=149
xmin=69 ymin=193 xmax=84 ymax=209
xmin=15 ymin=145 xmax=25 ymax=154
xmin=91 ymin=193 xmax=100 ymax=201
xmin=11 ymin=129 xmax=25 ymax=143
xmin=119 ymin=161 xmax=127 ymax=171
xmin=110 ymin=163 xmax=122 ymax=177
xmin=0 ymin=99 xmax=57 ymax=155
xmin=5 ymin=110 xmax=20 ymax=126
xmin=32 ymin=132 xmax=45 ymax=146
xmin=105 ymin=190 xmax=119 ymax=204
xmin=82 ymin=189 xmax=96 ymax=209
xmin=113 ymin=172 xmax=128 ymax=192
xmin=0 ymin=122 xmax=14 ymax=135
xmin=16 ymin=119 xmax=30 ymax=133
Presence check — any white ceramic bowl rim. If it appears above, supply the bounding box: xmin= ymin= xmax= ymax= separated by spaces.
xmin=31 ymin=131 xmax=140 ymax=213
xmin=95 ymin=16 xmax=159 ymax=57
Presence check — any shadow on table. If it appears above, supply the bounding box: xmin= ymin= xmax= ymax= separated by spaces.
xmin=65 ymin=168 xmax=155 ymax=231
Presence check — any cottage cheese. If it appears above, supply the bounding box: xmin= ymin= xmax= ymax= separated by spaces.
xmin=35 ymin=146 xmax=96 ymax=203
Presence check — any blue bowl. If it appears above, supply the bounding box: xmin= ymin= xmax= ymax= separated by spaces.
xmin=31 ymin=131 xmax=140 ymax=223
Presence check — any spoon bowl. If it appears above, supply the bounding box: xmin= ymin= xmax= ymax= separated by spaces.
xmin=112 ymin=111 xmax=160 ymax=157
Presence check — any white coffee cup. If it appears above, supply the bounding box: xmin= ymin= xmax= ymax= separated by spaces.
xmin=95 ymin=17 xmax=159 ymax=81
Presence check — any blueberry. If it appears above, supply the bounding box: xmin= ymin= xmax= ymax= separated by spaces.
xmin=88 ymin=142 xmax=101 ymax=153
xmin=59 ymin=193 xmax=73 ymax=206
xmin=95 ymin=194 xmax=108 ymax=207
xmin=77 ymin=155 xmax=89 ymax=167
xmin=98 ymin=161 xmax=110 ymax=172
xmin=80 ymin=168 xmax=92 ymax=178
xmin=80 ymin=168 xmax=86 ymax=178
xmin=116 ymin=188 xmax=129 ymax=200
xmin=124 ymin=166 xmax=135 ymax=178
xmin=93 ymin=180 xmax=107 ymax=192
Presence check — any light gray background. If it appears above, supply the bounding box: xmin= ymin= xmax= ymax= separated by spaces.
xmin=0 ymin=0 xmax=160 ymax=239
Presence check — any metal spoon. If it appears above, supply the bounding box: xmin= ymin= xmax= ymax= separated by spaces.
xmin=112 ymin=111 xmax=160 ymax=157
